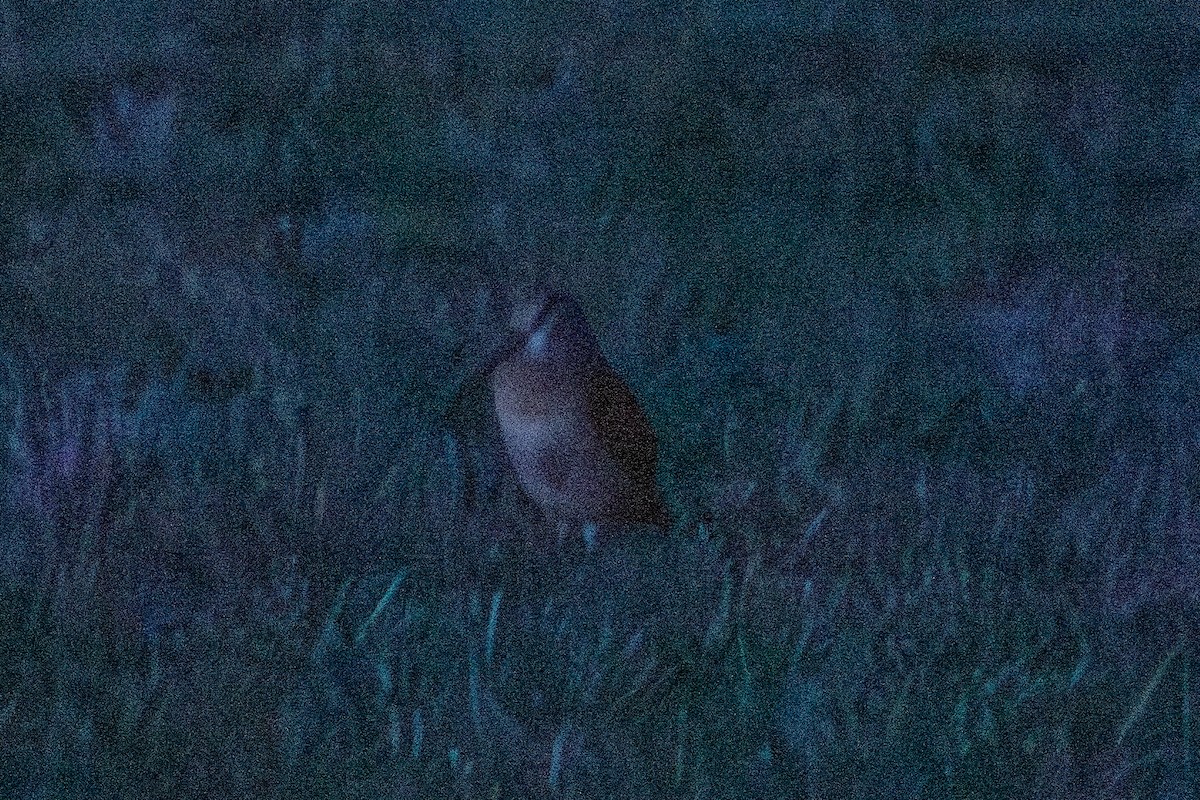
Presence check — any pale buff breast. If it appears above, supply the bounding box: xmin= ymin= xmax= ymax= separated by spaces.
xmin=490 ymin=359 xmax=625 ymax=519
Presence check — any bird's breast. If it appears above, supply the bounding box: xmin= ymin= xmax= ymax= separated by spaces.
xmin=487 ymin=348 xmax=665 ymax=526
xmin=491 ymin=362 xmax=587 ymax=447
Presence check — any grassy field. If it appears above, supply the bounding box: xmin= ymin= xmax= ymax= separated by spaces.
xmin=1 ymin=2 xmax=1198 ymax=797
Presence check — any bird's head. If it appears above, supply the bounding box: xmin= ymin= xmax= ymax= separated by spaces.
xmin=509 ymin=290 xmax=602 ymax=371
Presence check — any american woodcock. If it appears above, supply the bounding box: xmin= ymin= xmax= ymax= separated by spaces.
xmin=484 ymin=291 xmax=670 ymax=535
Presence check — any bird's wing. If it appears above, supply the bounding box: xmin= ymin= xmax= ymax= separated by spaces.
xmin=584 ymin=363 xmax=659 ymax=486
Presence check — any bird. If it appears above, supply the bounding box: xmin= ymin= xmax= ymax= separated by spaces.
xmin=460 ymin=289 xmax=670 ymax=543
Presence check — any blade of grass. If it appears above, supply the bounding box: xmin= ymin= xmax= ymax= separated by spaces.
xmin=355 ymin=568 xmax=408 ymax=645
xmin=485 ymin=588 xmax=502 ymax=667
xmin=1117 ymin=642 xmax=1181 ymax=746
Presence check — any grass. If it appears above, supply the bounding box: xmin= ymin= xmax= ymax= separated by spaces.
xmin=1 ymin=1 xmax=1199 ymax=797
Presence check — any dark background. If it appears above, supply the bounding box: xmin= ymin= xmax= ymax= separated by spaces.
xmin=1 ymin=1 xmax=1198 ymax=797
